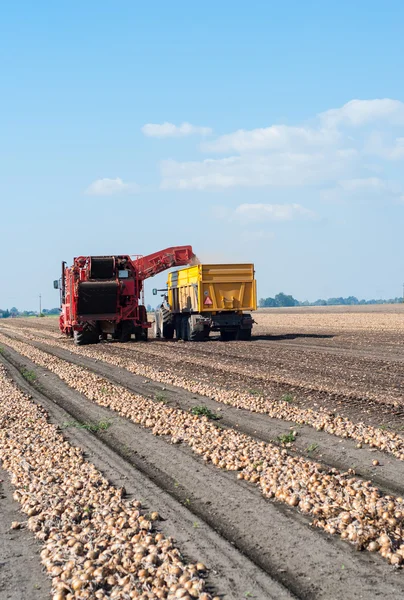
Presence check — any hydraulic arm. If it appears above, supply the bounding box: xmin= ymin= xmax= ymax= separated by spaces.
xmin=132 ymin=246 xmax=194 ymax=280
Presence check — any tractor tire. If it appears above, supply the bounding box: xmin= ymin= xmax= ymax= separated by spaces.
xmin=73 ymin=329 xmax=98 ymax=346
xmin=161 ymin=307 xmax=174 ymax=340
xmin=113 ymin=321 xmax=133 ymax=343
xmin=120 ymin=321 xmax=133 ymax=342
xmin=135 ymin=328 xmax=148 ymax=342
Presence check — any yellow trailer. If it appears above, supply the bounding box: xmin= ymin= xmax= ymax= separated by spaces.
xmin=153 ymin=264 xmax=257 ymax=341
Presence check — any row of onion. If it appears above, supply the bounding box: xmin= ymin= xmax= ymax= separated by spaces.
xmin=0 ymin=365 xmax=214 ymax=600
xmin=4 ymin=323 xmax=404 ymax=463
xmin=1 ymin=333 xmax=404 ymax=568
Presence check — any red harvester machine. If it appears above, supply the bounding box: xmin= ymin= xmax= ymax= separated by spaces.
xmin=54 ymin=246 xmax=194 ymax=345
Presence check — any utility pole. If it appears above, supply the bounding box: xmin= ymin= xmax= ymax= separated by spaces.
xmin=39 ymin=294 xmax=42 ymax=316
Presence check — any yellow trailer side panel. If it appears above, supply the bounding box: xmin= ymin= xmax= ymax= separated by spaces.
xmin=167 ymin=264 xmax=257 ymax=313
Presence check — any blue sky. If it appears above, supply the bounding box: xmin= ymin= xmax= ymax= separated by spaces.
xmin=1 ymin=0 xmax=404 ymax=310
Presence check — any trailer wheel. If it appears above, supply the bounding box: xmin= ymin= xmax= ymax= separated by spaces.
xmin=181 ymin=317 xmax=190 ymax=341
xmin=160 ymin=307 xmax=174 ymax=340
xmin=238 ymin=328 xmax=252 ymax=341
xmin=189 ymin=318 xmax=205 ymax=342
xmin=220 ymin=330 xmax=237 ymax=341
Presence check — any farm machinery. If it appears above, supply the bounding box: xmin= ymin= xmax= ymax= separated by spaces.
xmin=154 ymin=263 xmax=257 ymax=341
xmin=54 ymin=246 xmax=194 ymax=345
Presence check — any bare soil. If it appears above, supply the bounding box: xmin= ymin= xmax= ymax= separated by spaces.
xmin=0 ymin=470 xmax=51 ymax=600
xmin=0 ymin=349 xmax=291 ymax=600
xmin=2 ymin=306 xmax=404 ymax=599
xmin=2 ymin=345 xmax=404 ymax=600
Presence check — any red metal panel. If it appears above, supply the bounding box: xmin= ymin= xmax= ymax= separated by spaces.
xmin=121 ymin=279 xmax=135 ymax=296
xmin=59 ymin=246 xmax=194 ymax=336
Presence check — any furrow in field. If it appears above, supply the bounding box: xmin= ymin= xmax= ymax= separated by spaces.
xmin=6 ymin=343 xmax=401 ymax=600
xmin=2 ymin=325 xmax=404 ymax=464
xmin=2 ymin=348 xmax=294 ymax=600
xmin=10 ymin=336 xmax=404 ymax=501
xmin=112 ymin=339 xmax=404 ymax=411
xmin=0 ymin=364 xmax=214 ymax=600
xmin=6 ymin=322 xmax=404 ymax=408
xmin=2 ymin=334 xmax=404 ymax=568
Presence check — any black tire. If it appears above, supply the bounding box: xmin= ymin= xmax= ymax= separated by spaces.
xmin=181 ymin=317 xmax=190 ymax=341
xmin=189 ymin=318 xmax=205 ymax=342
xmin=135 ymin=328 xmax=148 ymax=342
xmin=120 ymin=328 xmax=132 ymax=343
xmin=114 ymin=321 xmax=132 ymax=343
xmin=73 ymin=329 xmax=98 ymax=346
xmin=238 ymin=328 xmax=252 ymax=341
xmin=161 ymin=307 xmax=174 ymax=340
xmin=220 ymin=330 xmax=237 ymax=341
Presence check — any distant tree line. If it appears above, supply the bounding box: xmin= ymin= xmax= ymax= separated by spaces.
xmin=259 ymin=293 xmax=299 ymax=307
xmin=0 ymin=307 xmax=60 ymax=318
xmin=259 ymin=294 xmax=404 ymax=308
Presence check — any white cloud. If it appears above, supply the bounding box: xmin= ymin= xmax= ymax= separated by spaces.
xmin=211 ymin=204 xmax=313 ymax=240
xmin=200 ymin=99 xmax=404 ymax=156
xmin=85 ymin=178 xmax=139 ymax=196
xmin=152 ymin=98 xmax=404 ymax=196
xmin=234 ymin=203 xmax=316 ymax=222
xmin=321 ymin=177 xmax=402 ymax=202
xmin=383 ymin=137 xmax=404 ymax=159
xmin=365 ymin=132 xmax=404 ymax=160
xmin=211 ymin=204 xmax=311 ymax=226
xmin=320 ymin=99 xmax=404 ymax=128
xmin=160 ymin=150 xmax=357 ymax=190
xmin=141 ymin=122 xmax=212 ymax=138
xmin=202 ymin=124 xmax=339 ymax=153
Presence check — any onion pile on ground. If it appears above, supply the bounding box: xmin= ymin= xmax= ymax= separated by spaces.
xmin=4 ymin=325 xmax=404 ymax=462
xmin=2 ymin=334 xmax=404 ymax=567
xmin=0 ymin=365 xmax=215 ymax=600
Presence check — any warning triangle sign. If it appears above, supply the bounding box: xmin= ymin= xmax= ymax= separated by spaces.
xmin=204 ymin=296 xmax=213 ymax=305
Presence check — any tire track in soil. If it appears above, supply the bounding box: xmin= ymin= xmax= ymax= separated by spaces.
xmin=6 ymin=321 xmax=404 ymax=430
xmin=123 ymin=338 xmax=404 ymax=412
xmin=0 ymin=470 xmax=51 ymax=600
xmin=254 ymin=338 xmax=404 ymax=364
xmin=2 ymin=346 xmax=404 ymax=600
xmin=0 ymin=349 xmax=292 ymax=600
xmin=7 ymin=334 xmax=404 ymax=499
xmin=4 ymin=326 xmax=404 ymax=469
